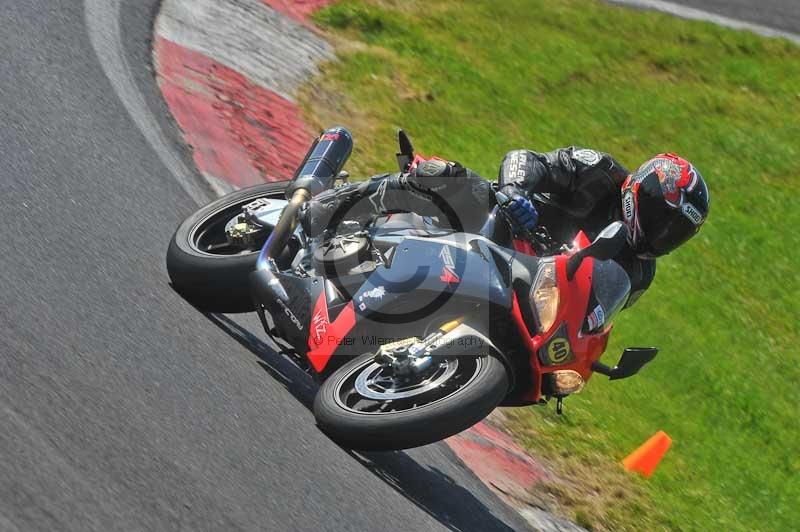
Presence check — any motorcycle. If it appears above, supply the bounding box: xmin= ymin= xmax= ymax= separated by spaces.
xmin=167 ymin=127 xmax=657 ymax=451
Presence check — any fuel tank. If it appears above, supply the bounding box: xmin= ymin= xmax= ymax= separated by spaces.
xmin=351 ymin=235 xmax=514 ymax=325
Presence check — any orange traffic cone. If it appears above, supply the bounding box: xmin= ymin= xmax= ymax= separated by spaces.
xmin=622 ymin=431 xmax=672 ymax=478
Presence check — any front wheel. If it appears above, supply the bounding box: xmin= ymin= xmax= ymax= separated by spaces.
xmin=313 ymin=352 xmax=509 ymax=451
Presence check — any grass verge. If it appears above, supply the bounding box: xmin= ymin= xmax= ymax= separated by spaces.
xmin=299 ymin=1 xmax=800 ymax=529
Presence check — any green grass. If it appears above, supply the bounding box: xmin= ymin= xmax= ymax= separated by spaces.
xmin=299 ymin=0 xmax=800 ymax=529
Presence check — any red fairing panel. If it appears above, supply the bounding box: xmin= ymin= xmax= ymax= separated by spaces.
xmin=548 ymin=243 xmax=610 ymax=382
xmin=306 ymin=293 xmax=356 ymax=373
xmin=512 ymin=232 xmax=612 ymax=402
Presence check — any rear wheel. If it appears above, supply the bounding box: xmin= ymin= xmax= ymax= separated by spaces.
xmin=313 ymin=352 xmax=509 ymax=450
xmin=166 ymin=181 xmax=289 ymax=313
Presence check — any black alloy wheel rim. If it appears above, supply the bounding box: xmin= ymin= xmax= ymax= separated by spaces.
xmin=188 ymin=194 xmax=280 ymax=256
xmin=333 ymin=356 xmax=483 ymax=415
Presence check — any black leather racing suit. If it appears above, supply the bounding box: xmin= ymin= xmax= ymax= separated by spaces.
xmin=298 ymin=159 xmax=495 ymax=236
xmin=498 ymin=147 xmax=654 ymax=306
xmin=299 ymin=149 xmax=655 ymax=306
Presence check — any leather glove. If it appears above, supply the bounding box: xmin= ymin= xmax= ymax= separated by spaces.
xmin=500 ymin=187 xmax=538 ymax=235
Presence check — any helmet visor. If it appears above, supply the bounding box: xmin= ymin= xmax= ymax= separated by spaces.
xmin=642 ymin=210 xmax=699 ymax=257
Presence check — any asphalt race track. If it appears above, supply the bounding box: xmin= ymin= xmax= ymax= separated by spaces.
xmin=0 ymin=1 xmax=795 ymax=531
xmin=0 ymin=1 xmax=539 ymax=530
xmin=667 ymin=0 xmax=800 ymax=35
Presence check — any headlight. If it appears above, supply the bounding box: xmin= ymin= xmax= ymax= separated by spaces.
xmin=530 ymin=260 xmax=559 ymax=332
xmin=551 ymin=370 xmax=585 ymax=395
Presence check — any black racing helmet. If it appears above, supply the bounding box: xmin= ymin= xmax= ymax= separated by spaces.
xmin=621 ymin=153 xmax=709 ymax=258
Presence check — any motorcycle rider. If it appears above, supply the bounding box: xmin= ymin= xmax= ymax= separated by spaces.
xmin=298 ymin=147 xmax=709 ymax=307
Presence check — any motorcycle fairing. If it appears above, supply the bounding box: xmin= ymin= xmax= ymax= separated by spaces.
xmin=252 ymin=270 xmax=324 ymax=351
xmin=356 ymin=236 xmax=512 ymax=314
xmin=300 ymin=234 xmax=515 ymax=374
xmin=307 ymin=293 xmax=356 ymax=373
xmin=511 ymin=232 xmax=613 ymax=402
xmin=257 ymin=227 xmax=613 ymax=402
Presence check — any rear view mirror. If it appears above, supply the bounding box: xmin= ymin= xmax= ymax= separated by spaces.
xmin=567 ymin=222 xmax=629 ymax=280
xmin=588 ymin=222 xmax=629 ymax=260
xmin=592 ymin=347 xmax=658 ymax=380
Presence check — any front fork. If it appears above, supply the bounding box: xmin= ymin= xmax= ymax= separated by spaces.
xmin=373 ymin=318 xmax=464 ymax=377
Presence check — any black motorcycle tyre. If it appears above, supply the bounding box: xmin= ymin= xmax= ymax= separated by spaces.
xmin=314 ymin=353 xmax=510 ymax=451
xmin=166 ymin=181 xmax=289 ymax=313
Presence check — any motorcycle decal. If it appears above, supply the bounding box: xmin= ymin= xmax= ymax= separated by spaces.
xmin=586 ymin=304 xmax=605 ymax=332
xmin=547 ymin=338 xmax=572 ymax=364
xmin=277 ymin=298 xmax=303 ymax=331
xmin=439 ymin=245 xmax=460 ymax=284
xmin=307 ymin=292 xmax=357 ymax=372
xmin=311 ymin=308 xmax=328 ymax=347
xmin=358 ymin=285 xmax=386 ymax=301
xmin=440 ymin=269 xmax=460 ymax=284
xmin=540 ymin=324 xmax=575 ymax=366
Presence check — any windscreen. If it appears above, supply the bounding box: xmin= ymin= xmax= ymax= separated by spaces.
xmin=583 ymin=259 xmax=631 ymax=334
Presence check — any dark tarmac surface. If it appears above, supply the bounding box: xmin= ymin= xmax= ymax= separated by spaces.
xmin=0 ymin=1 xmax=537 ymax=530
xmin=668 ymin=0 xmax=800 ymax=36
